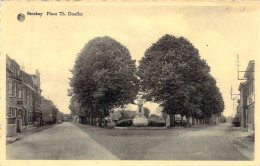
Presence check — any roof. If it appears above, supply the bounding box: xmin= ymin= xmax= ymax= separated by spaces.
xmin=6 ymin=55 xmax=20 ymax=68
xmin=22 ymin=71 xmax=33 ymax=86
xmin=244 ymin=60 xmax=255 ymax=78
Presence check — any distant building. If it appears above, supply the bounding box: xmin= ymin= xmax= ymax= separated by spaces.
xmin=41 ymin=96 xmax=58 ymax=124
xmin=57 ymin=111 xmax=64 ymax=123
xmin=63 ymin=114 xmax=72 ymax=122
xmin=6 ymin=55 xmax=41 ymax=136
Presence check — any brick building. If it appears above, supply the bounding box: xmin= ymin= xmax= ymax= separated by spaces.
xmin=238 ymin=82 xmax=247 ymax=129
xmin=237 ymin=60 xmax=255 ymax=134
xmin=245 ymin=60 xmax=255 ymax=133
xmin=6 ymin=55 xmax=42 ymax=136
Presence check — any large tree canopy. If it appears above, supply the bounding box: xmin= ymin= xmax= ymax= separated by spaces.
xmin=69 ymin=36 xmax=139 ymax=119
xmin=69 ymin=95 xmax=82 ymax=117
xmin=138 ymin=34 xmax=224 ymax=122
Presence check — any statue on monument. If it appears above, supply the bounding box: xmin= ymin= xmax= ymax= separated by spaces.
xmin=133 ymin=96 xmax=148 ymax=126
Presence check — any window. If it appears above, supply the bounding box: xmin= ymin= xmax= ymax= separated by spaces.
xmin=27 ymin=113 xmax=29 ymax=123
xmin=30 ymin=93 xmax=33 ymax=106
xmin=8 ymin=107 xmax=13 ymax=117
xmin=252 ymin=105 xmax=255 ymax=123
xmin=14 ymin=67 xmax=18 ymax=76
xmin=250 ymin=81 xmax=252 ymax=95
xmin=16 ymin=82 xmax=19 ymax=98
xmin=18 ymin=109 xmax=22 ymax=116
xmin=249 ymin=81 xmax=251 ymax=94
xmin=15 ymin=67 xmax=18 ymax=76
xmin=12 ymin=80 xmax=16 ymax=97
xmin=27 ymin=90 xmax=30 ymax=105
xmin=11 ymin=108 xmax=15 ymax=117
xmin=23 ymin=110 xmax=26 ymax=124
xmin=18 ymin=85 xmax=23 ymax=100
xmin=25 ymin=88 xmax=27 ymax=104
xmin=15 ymin=108 xmax=18 ymax=117
xmin=252 ymin=80 xmax=254 ymax=93
xmin=8 ymin=80 xmax=13 ymax=96
xmin=247 ymin=109 xmax=250 ymax=124
xmin=17 ymin=70 xmax=21 ymax=77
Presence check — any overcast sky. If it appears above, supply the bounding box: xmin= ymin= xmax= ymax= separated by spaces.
xmin=2 ymin=2 xmax=259 ymax=116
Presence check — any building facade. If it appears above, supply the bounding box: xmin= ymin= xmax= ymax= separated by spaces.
xmin=6 ymin=55 xmax=42 ymax=136
xmin=245 ymin=60 xmax=255 ymax=133
xmin=237 ymin=60 xmax=255 ymax=134
xmin=238 ymin=82 xmax=247 ymax=129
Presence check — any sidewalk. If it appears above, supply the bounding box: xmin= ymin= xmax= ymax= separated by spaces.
xmin=7 ymin=122 xmax=118 ymax=160
xmin=229 ymin=126 xmax=254 ymax=160
xmin=6 ymin=124 xmax=56 ymax=145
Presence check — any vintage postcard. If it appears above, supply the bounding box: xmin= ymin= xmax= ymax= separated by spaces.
xmin=0 ymin=1 xmax=259 ymax=166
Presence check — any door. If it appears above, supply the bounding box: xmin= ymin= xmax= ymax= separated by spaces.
xmin=16 ymin=120 xmax=21 ymax=133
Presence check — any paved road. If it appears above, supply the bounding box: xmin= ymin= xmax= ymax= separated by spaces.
xmin=76 ymin=123 xmax=249 ymax=160
xmin=141 ymin=123 xmax=248 ymax=160
xmin=7 ymin=122 xmax=249 ymax=160
xmin=7 ymin=122 xmax=118 ymax=160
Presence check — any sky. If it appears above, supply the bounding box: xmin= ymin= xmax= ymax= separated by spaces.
xmin=2 ymin=2 xmax=259 ymax=116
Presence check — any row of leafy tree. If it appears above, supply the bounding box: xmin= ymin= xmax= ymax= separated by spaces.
xmin=69 ymin=35 xmax=224 ymax=126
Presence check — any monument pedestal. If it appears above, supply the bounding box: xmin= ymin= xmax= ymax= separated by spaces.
xmin=133 ymin=115 xmax=148 ymax=126
xmin=133 ymin=98 xmax=148 ymax=126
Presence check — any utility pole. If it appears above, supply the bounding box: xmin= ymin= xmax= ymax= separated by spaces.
xmin=236 ymin=55 xmax=254 ymax=80
xmin=236 ymin=55 xmax=240 ymax=80
xmin=230 ymin=86 xmax=239 ymax=113
xmin=231 ymin=54 xmax=254 ymax=117
xmin=230 ymin=55 xmax=242 ymax=116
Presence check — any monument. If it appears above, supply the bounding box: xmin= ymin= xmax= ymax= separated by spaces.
xmin=133 ymin=98 xmax=148 ymax=126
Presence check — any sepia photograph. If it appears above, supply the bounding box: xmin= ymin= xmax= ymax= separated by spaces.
xmin=0 ymin=1 xmax=259 ymax=165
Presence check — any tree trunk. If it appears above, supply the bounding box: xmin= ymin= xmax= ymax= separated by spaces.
xmin=99 ymin=117 xmax=102 ymax=127
xmin=170 ymin=114 xmax=175 ymax=127
xmin=170 ymin=114 xmax=173 ymax=127
xmin=173 ymin=114 xmax=175 ymax=127
xmin=105 ymin=118 xmax=108 ymax=127
xmin=181 ymin=115 xmax=183 ymax=127
xmin=91 ymin=117 xmax=94 ymax=126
